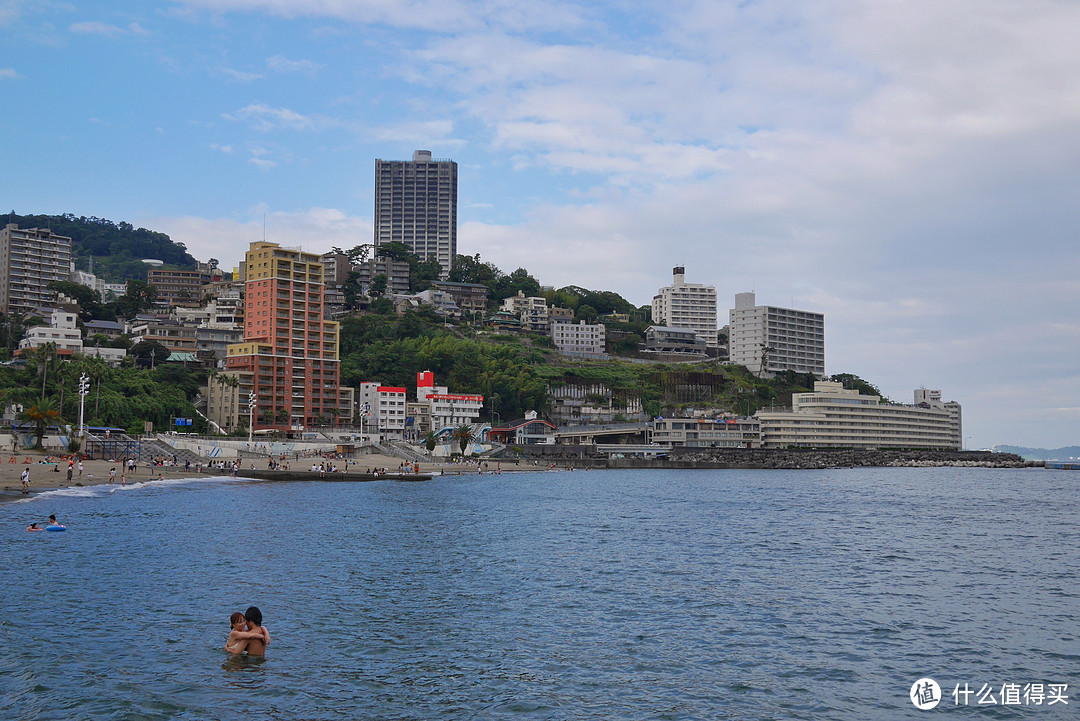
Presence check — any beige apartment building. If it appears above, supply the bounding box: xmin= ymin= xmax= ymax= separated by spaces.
xmin=651 ymin=266 xmax=718 ymax=348
xmin=0 ymin=224 xmax=72 ymax=315
xmin=729 ymin=291 xmax=824 ymax=377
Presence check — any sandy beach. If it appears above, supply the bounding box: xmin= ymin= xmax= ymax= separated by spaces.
xmin=0 ymin=450 xmax=540 ymax=504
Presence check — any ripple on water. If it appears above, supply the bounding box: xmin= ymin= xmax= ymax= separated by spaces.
xmin=0 ymin=467 xmax=1077 ymax=719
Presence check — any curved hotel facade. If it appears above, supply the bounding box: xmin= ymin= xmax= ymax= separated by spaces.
xmin=757 ymin=382 xmax=962 ymax=450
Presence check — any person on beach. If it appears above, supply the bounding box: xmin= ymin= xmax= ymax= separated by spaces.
xmin=224 ymin=611 xmax=269 ymax=654
xmin=21 ymin=467 xmax=29 ymax=494
xmin=78 ymin=459 xmax=84 ymax=478
xmin=109 ymin=468 xmax=116 ymax=483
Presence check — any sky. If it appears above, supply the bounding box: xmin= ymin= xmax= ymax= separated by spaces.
xmin=2 ymin=0 xmax=1079 ymax=450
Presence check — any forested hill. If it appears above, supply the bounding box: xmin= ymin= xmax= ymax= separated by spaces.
xmin=1 ymin=212 xmax=198 ymax=283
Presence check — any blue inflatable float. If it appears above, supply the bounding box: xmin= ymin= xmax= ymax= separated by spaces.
xmin=45 ymin=525 xmax=66 ymax=532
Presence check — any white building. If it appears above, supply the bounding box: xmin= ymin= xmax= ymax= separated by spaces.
xmin=651 ymin=266 xmax=718 ymax=349
xmin=756 ymin=381 xmax=962 ymax=450
xmin=501 ymin=290 xmax=549 ymax=332
xmin=651 ymin=417 xmax=762 ymax=448
xmin=376 ymin=386 xmax=408 ymax=439
xmin=728 ymin=291 xmax=825 ymax=377
xmin=19 ymin=309 xmax=83 ymax=353
xmin=552 ymin=320 xmax=606 ymax=357
xmin=416 ymin=370 xmax=483 ymax=429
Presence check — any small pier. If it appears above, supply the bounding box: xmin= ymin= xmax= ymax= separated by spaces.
xmin=237 ymin=469 xmax=433 ymax=483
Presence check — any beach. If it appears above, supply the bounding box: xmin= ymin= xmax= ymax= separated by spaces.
xmin=0 ymin=450 xmax=538 ymax=503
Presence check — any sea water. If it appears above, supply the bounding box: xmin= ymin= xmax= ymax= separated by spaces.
xmin=0 ymin=467 xmax=1077 ymax=720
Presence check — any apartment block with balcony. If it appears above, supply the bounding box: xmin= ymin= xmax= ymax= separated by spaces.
xmin=552 ymin=320 xmax=606 ymax=357
xmin=729 ymin=291 xmax=825 ymax=378
xmin=651 ymin=266 xmax=718 ymax=349
xmin=225 ymin=241 xmax=352 ymax=431
xmin=147 ymin=264 xmax=220 ymax=307
xmin=375 ymin=150 xmax=457 ymax=277
xmin=0 ymin=224 xmax=73 ymax=316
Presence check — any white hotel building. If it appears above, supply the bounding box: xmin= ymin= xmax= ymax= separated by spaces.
xmin=416 ymin=371 xmax=483 ymax=430
xmin=756 ymin=382 xmax=962 ymax=450
xmin=651 ymin=267 xmax=718 ymax=349
xmin=729 ymin=292 xmax=825 ymax=377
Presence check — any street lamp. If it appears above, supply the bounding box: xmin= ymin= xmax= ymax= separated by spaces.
xmin=77 ymin=373 xmax=90 ymax=438
xmin=248 ymin=391 xmax=256 ymax=444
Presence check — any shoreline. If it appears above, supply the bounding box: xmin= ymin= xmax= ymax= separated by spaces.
xmin=2 ymin=448 xmax=1042 ymax=506
xmin=0 ymin=452 xmax=541 ymax=506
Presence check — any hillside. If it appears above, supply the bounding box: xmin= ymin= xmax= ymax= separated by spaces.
xmin=992 ymin=445 xmax=1080 ymax=460
xmin=1 ymin=212 xmax=199 ymax=283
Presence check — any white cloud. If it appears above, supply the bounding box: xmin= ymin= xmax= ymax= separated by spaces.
xmin=68 ymin=19 xmax=151 ymax=37
xmin=371 ymin=119 xmax=461 ymax=146
xmin=224 ymin=103 xmax=330 ymax=131
xmin=69 ymin=20 xmax=126 ymax=36
xmin=140 ymin=206 xmax=373 ymax=270
xmin=171 ymin=0 xmax=588 ymax=32
xmin=0 ymin=67 xmax=18 ymax=79
xmin=266 ymin=54 xmax=321 ymax=74
xmin=222 ymin=66 xmax=263 ymax=82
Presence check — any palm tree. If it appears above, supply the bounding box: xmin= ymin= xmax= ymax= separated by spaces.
xmin=452 ymin=424 xmax=475 ymax=455
xmin=20 ymin=397 xmax=63 ymax=450
xmin=423 ymin=430 xmax=439 ymax=453
xmin=32 ymin=342 xmax=58 ymax=399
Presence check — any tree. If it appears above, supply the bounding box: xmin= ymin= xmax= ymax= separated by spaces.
xmin=31 ymin=342 xmax=58 ymax=400
xmin=20 ymin=397 xmax=63 ymax=450
xmin=576 ymin=304 xmax=598 ymax=323
xmin=129 ymin=340 xmax=170 ymax=368
xmin=452 ymin=424 xmax=475 ymax=455
xmin=369 ymin=274 xmax=388 ymax=298
xmin=424 ymin=430 xmax=438 ymax=453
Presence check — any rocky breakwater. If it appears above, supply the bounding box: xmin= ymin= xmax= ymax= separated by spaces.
xmin=608 ymin=448 xmax=1030 ymax=470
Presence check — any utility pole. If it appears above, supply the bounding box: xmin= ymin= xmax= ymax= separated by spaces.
xmin=77 ymin=373 xmax=90 ymax=438
xmin=248 ymin=391 xmax=256 ymax=444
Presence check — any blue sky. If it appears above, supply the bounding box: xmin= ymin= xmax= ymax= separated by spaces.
xmin=3 ymin=0 xmax=1079 ymax=450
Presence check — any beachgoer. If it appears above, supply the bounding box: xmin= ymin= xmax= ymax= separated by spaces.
xmin=47 ymin=514 xmax=61 ymax=528
xmin=66 ymin=463 xmax=73 ymax=482
xmin=224 ymin=611 xmax=269 ymax=655
xmin=109 ymin=468 xmax=116 ymax=483
xmin=241 ymin=606 xmax=270 ymax=656
xmin=27 ymin=522 xmax=42 ymax=531
xmin=77 ymin=460 xmax=84 ymax=477
xmin=21 ymin=468 xmax=29 ymax=494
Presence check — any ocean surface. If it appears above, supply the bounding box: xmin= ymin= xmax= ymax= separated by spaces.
xmin=0 ymin=467 xmax=1077 ymax=720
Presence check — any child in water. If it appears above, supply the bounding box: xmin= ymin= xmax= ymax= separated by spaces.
xmin=225 ymin=611 xmax=268 ymax=654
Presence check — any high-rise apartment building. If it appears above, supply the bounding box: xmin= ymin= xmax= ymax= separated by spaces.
xmin=728 ymin=291 xmax=825 ymax=377
xmin=651 ymin=267 xmax=718 ymax=349
xmin=374 ymin=150 xmax=457 ymax=277
xmin=0 ymin=224 xmax=73 ymax=315
xmin=223 ymin=241 xmax=353 ymax=431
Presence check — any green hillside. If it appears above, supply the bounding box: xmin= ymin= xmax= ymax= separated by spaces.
xmin=1 ymin=212 xmax=199 ymax=283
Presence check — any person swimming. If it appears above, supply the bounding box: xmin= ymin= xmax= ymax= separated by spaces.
xmin=27 ymin=522 xmax=43 ymax=532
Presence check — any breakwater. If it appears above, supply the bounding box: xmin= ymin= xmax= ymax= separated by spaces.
xmin=609 ymin=448 xmax=1029 ymax=470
